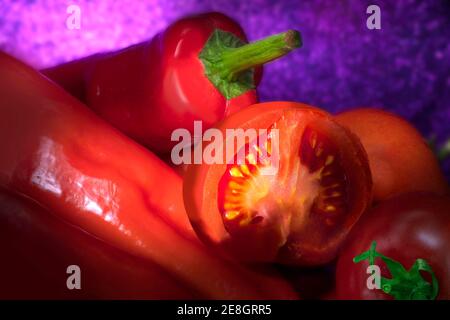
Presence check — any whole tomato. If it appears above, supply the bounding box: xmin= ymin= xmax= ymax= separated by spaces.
xmin=335 ymin=108 xmax=448 ymax=202
xmin=336 ymin=193 xmax=450 ymax=300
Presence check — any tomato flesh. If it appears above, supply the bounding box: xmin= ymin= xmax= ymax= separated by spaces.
xmin=184 ymin=102 xmax=372 ymax=266
xmin=300 ymin=126 xmax=349 ymax=221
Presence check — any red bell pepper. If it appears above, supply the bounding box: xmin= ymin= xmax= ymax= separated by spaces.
xmin=43 ymin=12 xmax=301 ymax=154
xmin=0 ymin=189 xmax=196 ymax=299
xmin=0 ymin=51 xmax=298 ymax=299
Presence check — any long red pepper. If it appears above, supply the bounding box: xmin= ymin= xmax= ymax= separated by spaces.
xmin=0 ymin=189 xmax=197 ymax=299
xmin=43 ymin=12 xmax=301 ymax=154
xmin=0 ymin=51 xmax=297 ymax=299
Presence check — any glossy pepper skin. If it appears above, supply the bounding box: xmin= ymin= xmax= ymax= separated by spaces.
xmin=43 ymin=53 xmax=98 ymax=103
xmin=0 ymin=189 xmax=196 ymax=299
xmin=0 ymin=52 xmax=298 ymax=299
xmin=43 ymin=12 xmax=301 ymax=154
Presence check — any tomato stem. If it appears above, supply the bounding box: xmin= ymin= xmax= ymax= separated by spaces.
xmin=353 ymin=241 xmax=439 ymax=300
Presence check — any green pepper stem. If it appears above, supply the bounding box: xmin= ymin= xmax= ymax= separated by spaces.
xmin=215 ymin=30 xmax=301 ymax=81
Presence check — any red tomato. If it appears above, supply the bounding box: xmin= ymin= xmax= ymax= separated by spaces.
xmin=183 ymin=102 xmax=372 ymax=266
xmin=336 ymin=193 xmax=450 ymax=300
xmin=335 ymin=108 xmax=448 ymax=202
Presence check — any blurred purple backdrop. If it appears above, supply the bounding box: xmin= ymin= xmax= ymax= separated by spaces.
xmin=0 ymin=0 xmax=449 ymax=179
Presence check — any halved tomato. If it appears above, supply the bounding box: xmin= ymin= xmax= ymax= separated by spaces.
xmin=183 ymin=102 xmax=372 ymax=266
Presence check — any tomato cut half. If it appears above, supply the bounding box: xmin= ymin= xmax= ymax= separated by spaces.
xmin=183 ymin=102 xmax=372 ymax=266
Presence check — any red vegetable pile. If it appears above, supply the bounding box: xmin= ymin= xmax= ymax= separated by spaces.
xmin=0 ymin=12 xmax=448 ymax=300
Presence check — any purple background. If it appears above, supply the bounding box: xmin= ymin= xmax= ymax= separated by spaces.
xmin=1 ymin=0 xmax=449 ymax=179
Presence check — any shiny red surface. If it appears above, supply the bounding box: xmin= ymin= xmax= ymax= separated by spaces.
xmin=0 ymin=189 xmax=196 ymax=299
xmin=86 ymin=12 xmax=258 ymax=154
xmin=0 ymin=52 xmax=297 ymax=299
